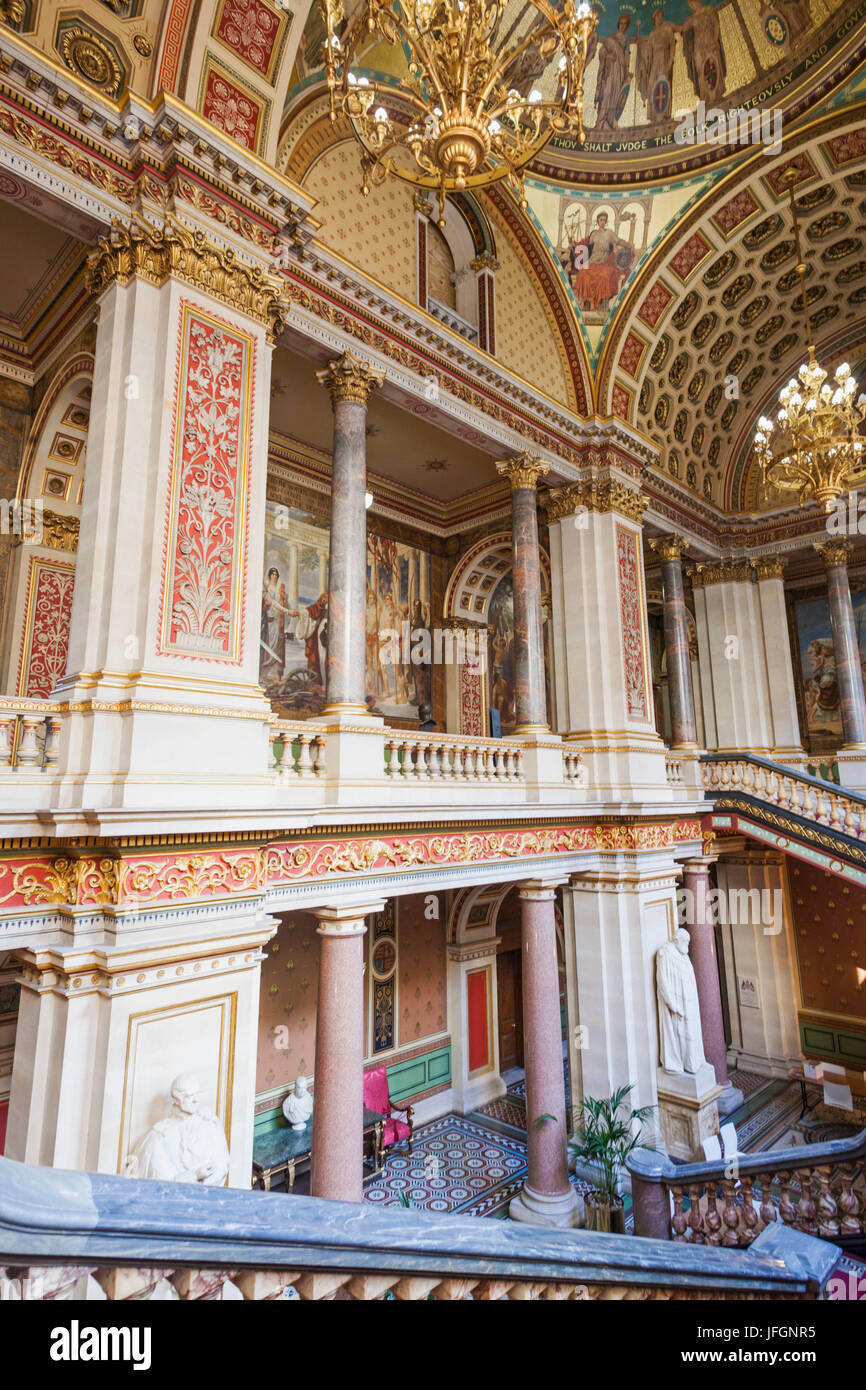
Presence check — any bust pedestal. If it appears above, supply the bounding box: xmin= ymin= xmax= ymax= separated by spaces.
xmin=656 ymin=1064 xmax=721 ymax=1162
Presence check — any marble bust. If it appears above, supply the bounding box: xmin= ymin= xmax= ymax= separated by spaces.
xmin=656 ymin=929 xmax=707 ymax=1076
xmin=282 ymin=1075 xmax=313 ymax=1130
xmin=126 ymin=1072 xmax=230 ymax=1185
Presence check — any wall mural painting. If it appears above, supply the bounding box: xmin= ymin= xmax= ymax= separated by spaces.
xmin=260 ymin=501 xmax=432 ymax=721
xmin=794 ymin=591 xmax=866 ymax=755
xmin=486 ymin=573 xmax=551 ymax=736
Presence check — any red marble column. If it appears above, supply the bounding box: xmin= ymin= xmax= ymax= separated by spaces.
xmin=509 ymin=880 xmax=579 ymax=1228
xmin=681 ymin=859 xmax=729 ymax=1089
xmin=310 ymin=902 xmax=382 ymax=1201
xmin=316 ymin=352 xmax=383 ymax=715
xmin=649 ymin=535 xmax=698 ymax=748
xmin=814 ymin=541 xmax=866 ymax=747
xmin=496 ymin=454 xmax=550 ymax=733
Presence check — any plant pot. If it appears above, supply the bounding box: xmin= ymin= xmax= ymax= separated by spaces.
xmin=584 ymin=1192 xmax=626 ymax=1234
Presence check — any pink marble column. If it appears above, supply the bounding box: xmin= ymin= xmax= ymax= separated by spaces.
xmin=814 ymin=541 xmax=866 ymax=747
xmin=509 ymin=880 xmax=579 ymax=1228
xmin=649 ymin=535 xmax=698 ymax=748
xmin=681 ymin=859 xmax=742 ymax=1115
xmin=316 ymin=352 xmax=383 ymax=715
xmin=496 ymin=454 xmax=550 ymax=732
xmin=310 ymin=902 xmax=383 ymax=1202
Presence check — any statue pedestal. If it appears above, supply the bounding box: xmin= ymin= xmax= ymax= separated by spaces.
xmin=656 ymin=1065 xmax=721 ymax=1162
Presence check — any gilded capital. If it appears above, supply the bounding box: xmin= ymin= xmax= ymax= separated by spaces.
xmin=814 ymin=540 xmax=853 ymax=569
xmin=495 ymin=453 xmax=550 ymax=491
xmin=470 ymin=251 xmax=500 ymax=273
xmin=316 ymin=350 xmax=384 ymax=407
xmin=751 ymin=556 xmax=787 ymax=580
xmin=688 ymin=559 xmax=752 ymax=588
xmin=85 ymin=216 xmax=289 ymax=339
xmin=649 ymin=535 xmax=689 ymax=563
xmin=546 ymin=478 xmax=643 ymax=525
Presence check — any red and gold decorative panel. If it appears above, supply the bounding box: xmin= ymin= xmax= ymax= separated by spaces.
xmin=764 ymin=153 xmax=817 ymax=197
xmin=711 ymin=188 xmax=760 ymax=238
xmin=670 ymin=231 xmax=713 ymax=282
xmin=16 ymin=555 xmax=75 ymax=698
xmin=636 ymin=282 xmax=672 ymax=330
xmin=825 ymin=127 xmax=866 ymax=166
xmin=213 ymin=0 xmax=287 ymax=82
xmin=201 ymin=62 xmax=264 ymax=152
xmin=157 ymin=0 xmax=196 ymax=94
xmin=467 ymin=967 xmax=491 ymax=1074
xmin=459 ymin=655 xmax=485 ymax=736
xmin=611 ymin=380 xmax=632 ymax=419
xmin=615 ymin=523 xmax=651 ymax=724
xmin=159 ymin=302 xmax=255 ymax=664
xmin=618 ymin=330 xmax=647 ymax=380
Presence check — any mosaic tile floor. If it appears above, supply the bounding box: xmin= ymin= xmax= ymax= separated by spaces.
xmin=362 ymin=1113 xmax=593 ymax=1219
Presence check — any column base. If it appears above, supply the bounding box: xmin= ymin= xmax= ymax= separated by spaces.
xmin=509 ymin=1181 xmax=583 ymax=1229
xmin=716 ymin=1082 xmax=745 ymax=1116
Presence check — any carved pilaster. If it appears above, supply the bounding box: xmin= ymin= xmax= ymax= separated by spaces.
xmin=85 ymin=216 xmax=289 ymax=339
xmin=316 ymin=350 xmax=384 ymax=407
xmin=547 ymin=478 xmax=643 ymax=525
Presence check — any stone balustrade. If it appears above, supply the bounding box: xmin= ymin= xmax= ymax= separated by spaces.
xmin=629 ymin=1129 xmax=866 ymax=1248
xmin=269 ymin=720 xmax=327 ymax=779
xmin=702 ymin=753 xmax=865 ymax=839
xmin=0 ymin=700 xmax=60 ymax=773
xmin=562 ymin=748 xmax=585 ymax=785
xmin=385 ymin=731 xmax=525 ymax=783
xmin=665 ymin=753 xmax=684 ymax=786
xmin=0 ymin=1155 xmax=838 ymax=1301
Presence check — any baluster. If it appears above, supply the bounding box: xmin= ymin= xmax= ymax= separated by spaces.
xmin=515 ymin=748 xmax=525 ymax=780
xmin=0 ymin=715 xmax=15 ymax=768
xmin=739 ymin=1176 xmax=759 ymax=1244
xmin=719 ymin=761 xmax=731 ymax=791
xmin=479 ymin=747 xmax=491 ymax=780
xmin=815 ymin=1164 xmax=840 ymax=1238
xmin=828 ymin=794 xmax=845 ymax=831
xmin=670 ymin=1186 xmax=689 ymax=1241
xmin=687 ymin=1183 xmax=705 ymax=1243
xmin=759 ymin=1173 xmax=777 ymax=1232
xmin=269 ymin=732 xmax=283 ymax=775
xmin=777 ymin=1170 xmax=796 ymax=1226
xmin=313 ymin=736 xmax=326 ymax=777
xmin=504 ymin=747 xmax=515 ymax=780
xmin=450 ymin=745 xmax=463 ymax=780
xmin=815 ymin=786 xmax=830 ymax=824
xmin=15 ymin=716 xmax=41 ymax=769
xmin=703 ymin=1182 xmax=722 ymax=1245
xmin=386 ymin=737 xmax=399 ymax=777
xmin=296 ymin=734 xmax=313 ymax=777
xmin=796 ymin=1168 xmax=818 ymax=1234
xmin=844 ymin=799 xmax=860 ymax=837
xmin=754 ymin=765 xmax=766 ymax=797
xmin=766 ymin=769 xmax=778 ymax=802
xmin=400 ymin=738 xmax=412 ymax=778
xmin=43 ymin=716 xmax=61 ymax=769
xmin=720 ymin=1179 xmax=740 ymax=1246
xmin=837 ymin=1162 xmax=862 ymax=1236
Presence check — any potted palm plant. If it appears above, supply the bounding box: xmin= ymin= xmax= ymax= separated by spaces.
xmin=568 ymin=1084 xmax=656 ymax=1234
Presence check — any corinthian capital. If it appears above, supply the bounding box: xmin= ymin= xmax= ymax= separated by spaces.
xmin=814 ymin=540 xmax=853 ymax=569
xmin=495 ymin=453 xmax=550 ymax=491
xmin=648 ymin=535 xmax=689 ymax=563
xmin=316 ymin=350 xmax=383 ymax=407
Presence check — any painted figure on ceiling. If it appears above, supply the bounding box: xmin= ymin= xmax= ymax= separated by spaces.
xmin=758 ymin=0 xmax=812 ymax=53
xmin=591 ymin=12 xmax=634 ymax=132
xmin=682 ymin=0 xmax=727 ymax=104
xmin=570 ymin=211 xmax=634 ymax=311
xmin=636 ymin=7 xmax=682 ymax=124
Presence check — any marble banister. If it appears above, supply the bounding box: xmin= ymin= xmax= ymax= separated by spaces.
xmin=702 ymin=752 xmax=866 ymax=846
xmin=0 ymin=1155 xmax=837 ymax=1300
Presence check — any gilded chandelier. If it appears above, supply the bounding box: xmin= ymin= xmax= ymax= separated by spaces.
xmin=318 ymin=0 xmax=597 ymax=223
xmin=753 ymin=169 xmax=866 ymax=510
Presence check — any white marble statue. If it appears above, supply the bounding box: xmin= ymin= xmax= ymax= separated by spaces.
xmin=656 ymin=929 xmax=707 ymax=1075
xmin=282 ymin=1075 xmax=313 ymax=1130
xmin=126 ymin=1072 xmax=229 ymax=1185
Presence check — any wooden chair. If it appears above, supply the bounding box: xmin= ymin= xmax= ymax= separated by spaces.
xmin=363 ymin=1065 xmax=414 ymax=1156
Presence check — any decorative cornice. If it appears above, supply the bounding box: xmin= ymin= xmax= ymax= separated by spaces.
xmin=315 ymin=349 xmax=384 ymax=407
xmin=813 ymin=540 xmax=853 ymax=570
xmin=751 ymin=556 xmax=787 ymax=581
xmin=495 ymin=453 xmax=550 ymax=492
xmin=547 ymin=478 xmax=644 ymax=525
xmin=648 ymin=535 xmax=689 ymax=563
xmin=688 ymin=559 xmax=753 ymax=588
xmin=85 ymin=217 xmax=289 ymax=338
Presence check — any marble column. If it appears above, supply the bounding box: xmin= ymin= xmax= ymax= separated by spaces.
xmin=649 ymin=535 xmax=698 ymax=748
xmin=509 ymin=880 xmax=579 ymax=1228
xmin=680 ymin=858 xmax=742 ymax=1116
xmin=814 ymin=541 xmax=866 ymax=747
xmin=316 ymin=352 xmax=383 ymax=715
xmin=310 ymin=902 xmax=384 ymax=1202
xmin=495 ymin=454 xmax=550 ymax=733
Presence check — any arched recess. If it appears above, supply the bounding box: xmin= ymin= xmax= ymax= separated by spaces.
xmin=442 ymin=533 xmax=551 ymax=737
xmin=1 ymin=357 xmax=91 ymax=698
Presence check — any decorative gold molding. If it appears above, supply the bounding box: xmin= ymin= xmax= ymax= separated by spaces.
xmin=315 ymin=349 xmax=384 ymax=407
xmin=648 ymin=535 xmax=689 ymax=563
xmin=14 ymin=509 xmax=79 ymax=552
xmin=470 ymin=252 xmax=500 ymax=273
xmin=688 ymin=559 xmax=753 ymax=588
xmin=751 ymin=556 xmax=787 ymax=580
xmin=813 ymin=540 xmax=853 ymax=569
xmin=85 ymin=217 xmax=289 ymax=339
xmin=495 ymin=453 xmax=550 ymax=492
xmin=547 ymin=478 xmax=643 ymax=525
xmin=0 ymin=1 xmax=25 ymax=25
